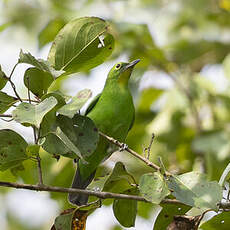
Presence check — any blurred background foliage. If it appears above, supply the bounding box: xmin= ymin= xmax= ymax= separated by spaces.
xmin=1 ymin=0 xmax=230 ymax=229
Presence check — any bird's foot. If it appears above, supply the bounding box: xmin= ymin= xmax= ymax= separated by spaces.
xmin=119 ymin=143 xmax=128 ymax=152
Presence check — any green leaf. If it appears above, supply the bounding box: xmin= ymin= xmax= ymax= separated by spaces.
xmin=54 ymin=209 xmax=74 ymax=230
xmin=154 ymin=203 xmax=191 ymax=230
xmin=219 ymin=163 xmax=230 ymax=187
xmin=200 ymin=212 xmax=230 ymax=230
xmin=72 ymin=114 xmax=99 ymax=157
xmin=52 ymin=126 xmax=83 ymax=159
xmin=18 ymin=50 xmax=64 ymax=78
xmin=12 ymin=96 xmax=57 ymax=128
xmin=24 ymin=67 xmax=54 ymax=98
xmin=113 ymin=188 xmax=138 ymax=228
xmin=139 ymin=172 xmax=170 ymax=204
xmin=103 ymin=162 xmax=136 ymax=193
xmin=0 ymin=65 xmax=7 ymax=90
xmin=38 ymin=18 xmax=66 ymax=49
xmin=10 ymin=163 xmax=25 ymax=176
xmin=41 ymin=114 xmax=99 ymax=160
xmin=0 ymin=129 xmax=28 ymax=171
xmin=0 ymin=91 xmax=17 ymax=113
xmin=168 ymin=171 xmax=222 ymax=211
xmin=26 ymin=145 xmax=40 ymax=157
xmin=48 ymin=16 xmax=114 ymax=74
xmin=58 ymin=89 xmax=92 ymax=118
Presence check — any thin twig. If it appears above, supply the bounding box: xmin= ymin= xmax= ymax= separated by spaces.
xmin=99 ymin=132 xmax=171 ymax=176
xmin=27 ymin=76 xmax=44 ymax=186
xmin=146 ymin=133 xmax=155 ymax=159
xmin=6 ymin=63 xmax=22 ymax=102
xmin=8 ymin=78 xmax=22 ymax=102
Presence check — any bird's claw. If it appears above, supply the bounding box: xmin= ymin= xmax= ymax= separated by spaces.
xmin=119 ymin=143 xmax=128 ymax=152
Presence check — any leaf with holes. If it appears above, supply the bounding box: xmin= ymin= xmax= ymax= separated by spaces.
xmin=139 ymin=172 xmax=170 ymax=204
xmin=168 ymin=171 xmax=222 ymax=211
xmin=0 ymin=129 xmax=28 ymax=171
xmin=0 ymin=91 xmax=17 ymax=113
xmin=19 ymin=50 xmax=64 ymax=78
xmin=41 ymin=114 xmax=99 ymax=160
xmin=72 ymin=114 xmax=99 ymax=157
xmin=48 ymin=17 xmax=114 ymax=74
xmin=24 ymin=67 xmax=54 ymax=98
xmin=12 ymin=96 xmax=57 ymax=128
xmin=58 ymin=89 xmax=92 ymax=118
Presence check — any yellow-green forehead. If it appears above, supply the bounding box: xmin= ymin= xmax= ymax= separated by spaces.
xmin=112 ymin=62 xmax=128 ymax=70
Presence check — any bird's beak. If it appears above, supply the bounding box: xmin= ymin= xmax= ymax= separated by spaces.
xmin=124 ymin=59 xmax=140 ymax=70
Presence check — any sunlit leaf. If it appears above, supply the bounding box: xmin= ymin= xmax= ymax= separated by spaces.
xmin=19 ymin=50 xmax=64 ymax=78
xmin=168 ymin=171 xmax=222 ymax=211
xmin=48 ymin=17 xmax=114 ymax=74
xmin=58 ymin=89 xmax=92 ymax=118
xmin=12 ymin=96 xmax=57 ymax=128
xmin=0 ymin=129 xmax=28 ymax=171
xmin=139 ymin=172 xmax=170 ymax=204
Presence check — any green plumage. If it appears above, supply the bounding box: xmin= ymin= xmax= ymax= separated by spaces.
xmin=68 ymin=59 xmax=139 ymax=205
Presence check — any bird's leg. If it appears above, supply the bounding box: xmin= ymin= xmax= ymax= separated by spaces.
xmin=119 ymin=143 xmax=128 ymax=152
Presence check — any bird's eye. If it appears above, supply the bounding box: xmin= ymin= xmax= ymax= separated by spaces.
xmin=115 ymin=64 xmax=121 ymax=69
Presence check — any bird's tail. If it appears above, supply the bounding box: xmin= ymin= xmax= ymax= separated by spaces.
xmin=68 ymin=162 xmax=96 ymax=206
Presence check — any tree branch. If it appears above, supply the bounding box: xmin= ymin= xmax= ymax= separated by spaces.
xmin=0 ymin=114 xmax=12 ymax=118
xmin=0 ymin=180 xmax=176 ymax=204
xmin=0 ymin=180 xmax=229 ymax=209
xmin=99 ymin=132 xmax=171 ymax=176
xmin=6 ymin=63 xmax=23 ymax=102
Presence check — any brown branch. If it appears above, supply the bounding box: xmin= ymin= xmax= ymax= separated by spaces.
xmin=0 ymin=181 xmax=177 ymax=204
xmin=99 ymin=132 xmax=171 ymax=176
xmin=0 ymin=181 xmax=229 ymax=209
xmin=0 ymin=114 xmax=12 ymax=118
xmin=6 ymin=63 xmax=23 ymax=102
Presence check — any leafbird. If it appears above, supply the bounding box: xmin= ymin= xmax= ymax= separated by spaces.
xmin=68 ymin=59 xmax=140 ymax=205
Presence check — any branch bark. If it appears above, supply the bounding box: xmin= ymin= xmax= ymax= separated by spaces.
xmin=99 ymin=131 xmax=171 ymax=176
xmin=0 ymin=180 xmax=177 ymax=204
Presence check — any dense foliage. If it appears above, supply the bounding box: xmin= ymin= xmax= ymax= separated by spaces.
xmin=1 ymin=0 xmax=230 ymax=229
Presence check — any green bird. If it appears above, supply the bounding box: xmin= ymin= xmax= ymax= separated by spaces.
xmin=68 ymin=59 xmax=140 ymax=205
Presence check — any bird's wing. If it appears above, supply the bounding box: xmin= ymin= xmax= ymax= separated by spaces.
xmin=128 ymin=112 xmax=135 ymax=131
xmin=85 ymin=93 xmax=102 ymax=115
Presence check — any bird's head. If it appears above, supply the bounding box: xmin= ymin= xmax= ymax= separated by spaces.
xmin=107 ymin=59 xmax=140 ymax=85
